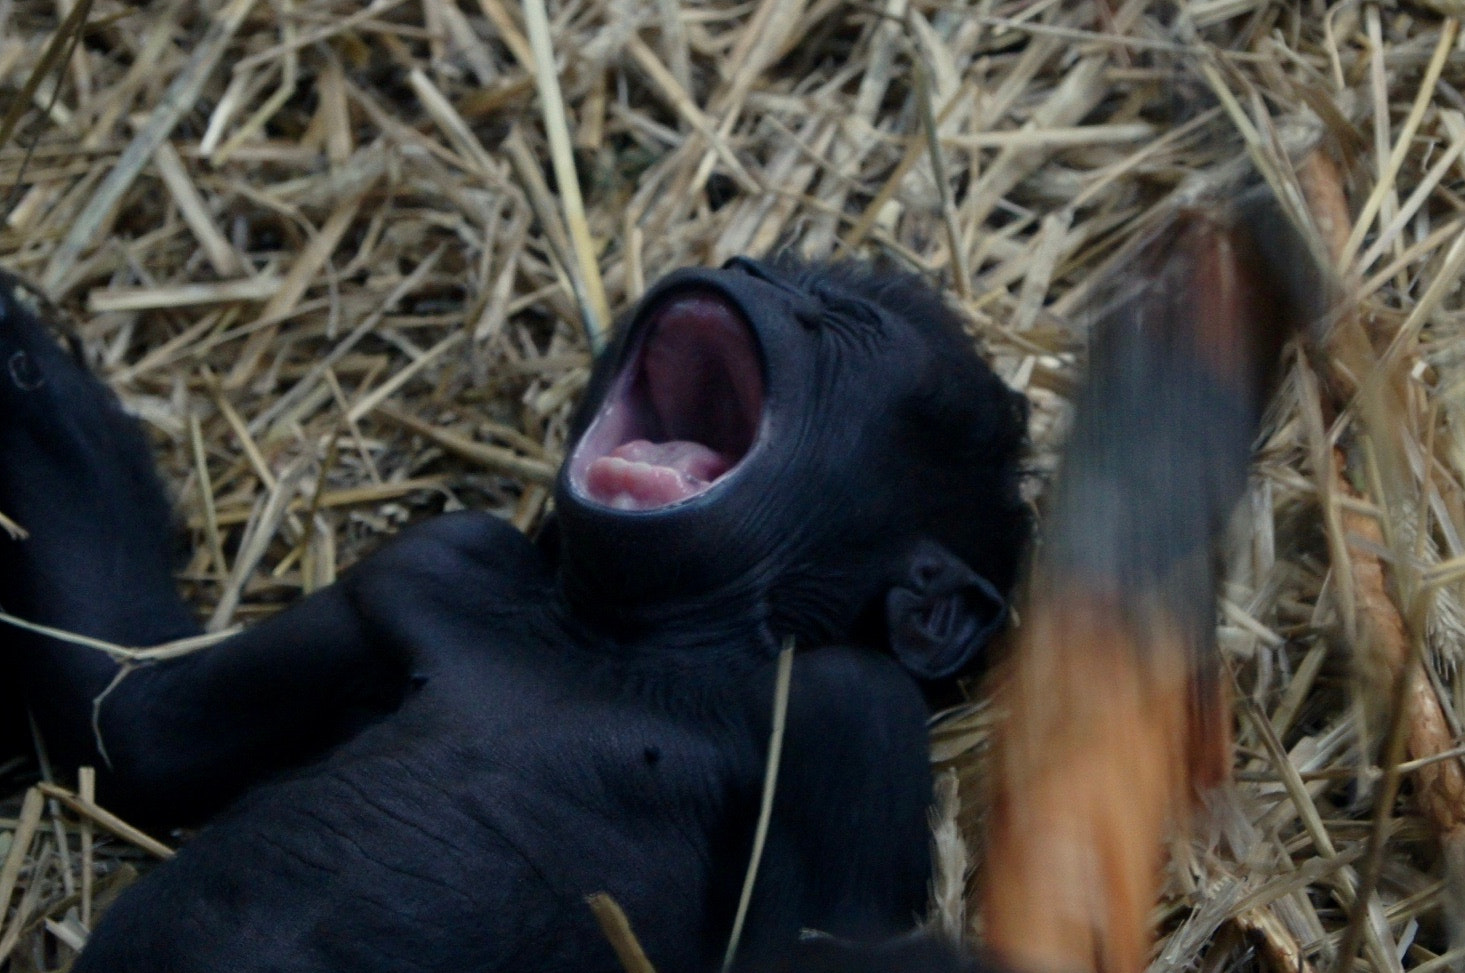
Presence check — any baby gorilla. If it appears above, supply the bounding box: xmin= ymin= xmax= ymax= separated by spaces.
xmin=0 ymin=260 xmax=1027 ymax=972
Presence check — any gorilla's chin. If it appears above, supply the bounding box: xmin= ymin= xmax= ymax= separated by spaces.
xmin=569 ymin=290 xmax=765 ymax=511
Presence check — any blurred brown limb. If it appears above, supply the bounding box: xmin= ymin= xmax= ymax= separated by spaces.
xmin=982 ymin=598 xmax=1193 ymax=973
xmin=981 ymin=204 xmax=1308 ymax=973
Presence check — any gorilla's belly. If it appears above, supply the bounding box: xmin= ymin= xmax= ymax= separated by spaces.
xmin=78 ymin=725 xmax=722 ymax=973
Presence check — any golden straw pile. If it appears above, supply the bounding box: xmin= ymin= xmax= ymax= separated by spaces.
xmin=2 ymin=0 xmax=1465 ymax=970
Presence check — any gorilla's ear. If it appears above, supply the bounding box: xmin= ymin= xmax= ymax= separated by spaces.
xmin=886 ymin=541 xmax=1008 ymax=680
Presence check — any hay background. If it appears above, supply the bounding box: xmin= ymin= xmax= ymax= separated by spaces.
xmin=2 ymin=0 xmax=1465 ymax=970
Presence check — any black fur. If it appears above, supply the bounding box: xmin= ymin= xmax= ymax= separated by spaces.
xmin=0 ymin=259 xmax=1028 ymax=972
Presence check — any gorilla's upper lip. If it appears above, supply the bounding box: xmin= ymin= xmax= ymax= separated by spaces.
xmin=568 ymin=287 xmax=765 ymax=511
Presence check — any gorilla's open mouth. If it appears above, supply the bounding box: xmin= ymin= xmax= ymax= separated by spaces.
xmin=569 ymin=290 xmax=765 ymax=511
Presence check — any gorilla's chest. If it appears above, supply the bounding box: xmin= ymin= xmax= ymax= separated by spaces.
xmin=152 ymin=670 xmax=754 ymax=971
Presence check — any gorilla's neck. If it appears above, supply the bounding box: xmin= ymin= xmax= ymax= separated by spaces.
xmin=556 ymin=550 xmax=884 ymax=664
xmin=557 ymin=567 xmax=778 ymax=656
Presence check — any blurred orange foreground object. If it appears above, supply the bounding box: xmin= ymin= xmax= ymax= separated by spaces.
xmin=980 ymin=200 xmax=1322 ymax=973
xmin=982 ymin=601 xmax=1196 ymax=973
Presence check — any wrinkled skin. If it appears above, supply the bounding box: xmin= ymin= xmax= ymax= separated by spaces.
xmin=0 ymin=259 xmax=1027 ymax=973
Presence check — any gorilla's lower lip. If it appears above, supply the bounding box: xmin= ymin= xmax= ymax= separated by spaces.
xmin=570 ymin=291 xmax=764 ymax=511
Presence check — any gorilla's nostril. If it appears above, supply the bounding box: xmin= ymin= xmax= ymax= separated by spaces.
xmin=724 ymin=256 xmax=825 ymax=327
xmin=8 ymin=350 xmax=44 ymax=391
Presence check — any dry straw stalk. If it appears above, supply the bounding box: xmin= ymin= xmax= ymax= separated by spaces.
xmin=2 ymin=2 xmax=1465 ymax=972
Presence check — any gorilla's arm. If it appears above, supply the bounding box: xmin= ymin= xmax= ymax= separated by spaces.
xmin=0 ymin=273 xmax=412 ymax=823
xmin=13 ymin=506 xmax=555 ymax=825
xmin=733 ymin=647 xmax=937 ymax=969
xmin=17 ymin=578 xmax=405 ymax=824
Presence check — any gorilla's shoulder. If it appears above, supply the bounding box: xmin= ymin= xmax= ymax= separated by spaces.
xmin=342 ymin=511 xmax=555 ymax=622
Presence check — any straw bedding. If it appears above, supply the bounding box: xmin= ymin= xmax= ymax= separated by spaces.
xmin=2 ymin=0 xmax=1465 ymax=970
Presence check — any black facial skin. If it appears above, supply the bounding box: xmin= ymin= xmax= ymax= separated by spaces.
xmin=0 ymin=259 xmax=1027 ymax=973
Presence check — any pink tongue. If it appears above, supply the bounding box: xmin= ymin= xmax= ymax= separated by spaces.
xmin=584 ymin=439 xmax=733 ymax=510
